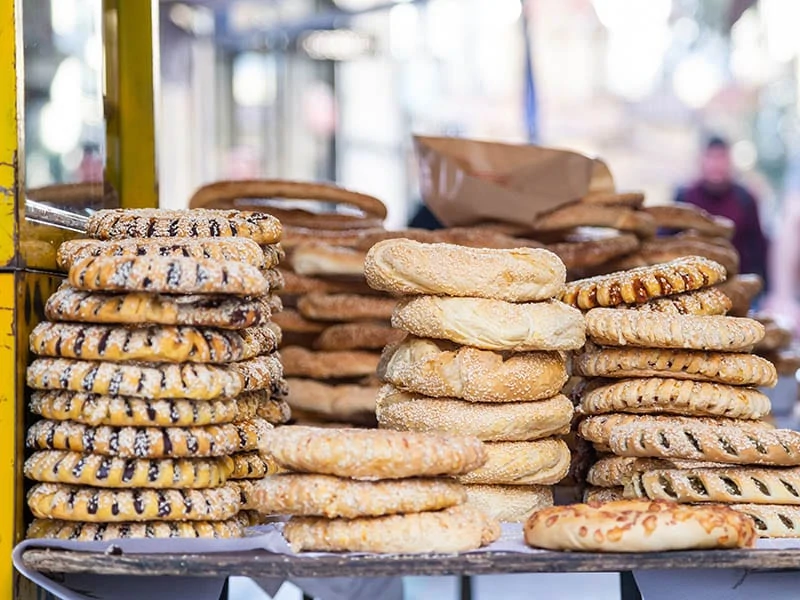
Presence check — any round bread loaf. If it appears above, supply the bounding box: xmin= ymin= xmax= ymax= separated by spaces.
xmin=458 ymin=439 xmax=570 ymax=486
xmin=465 ymin=484 xmax=553 ymax=523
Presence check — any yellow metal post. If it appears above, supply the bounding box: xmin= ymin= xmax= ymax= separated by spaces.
xmin=104 ymin=0 xmax=158 ymax=209
xmin=0 ymin=273 xmax=16 ymax=599
xmin=0 ymin=0 xmax=19 ymax=267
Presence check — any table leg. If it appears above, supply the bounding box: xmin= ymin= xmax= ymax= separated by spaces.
xmin=459 ymin=575 xmax=473 ymax=600
xmin=620 ymin=572 xmax=641 ymax=600
xmin=218 ymin=578 xmax=229 ymax=600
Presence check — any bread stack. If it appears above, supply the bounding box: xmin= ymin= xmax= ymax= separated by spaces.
xmin=361 ymin=239 xmax=585 ymax=523
xmin=24 ymin=209 xmax=288 ymax=540
xmin=254 ymin=425 xmax=500 ymax=553
xmin=565 ymin=256 xmax=800 ymax=537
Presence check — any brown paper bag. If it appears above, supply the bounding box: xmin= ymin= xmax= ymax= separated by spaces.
xmin=414 ymin=136 xmax=615 ymax=228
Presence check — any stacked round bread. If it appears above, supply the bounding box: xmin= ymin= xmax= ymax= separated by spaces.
xmin=564 ymin=255 xmax=800 ymax=537
xmin=24 ymin=209 xmax=289 ymax=540
xmin=253 ymin=425 xmax=500 ymax=553
xmin=363 ymin=239 xmax=585 ymax=523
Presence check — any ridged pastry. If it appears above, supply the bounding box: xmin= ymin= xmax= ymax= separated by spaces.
xmin=573 ymin=344 xmax=777 ymax=387
xmin=562 ymin=256 xmax=727 ymax=309
xmin=256 ymin=397 xmax=292 ymax=425
xmin=376 ymin=385 xmax=573 ymax=442
xmin=85 ymin=208 xmax=282 ymax=244
xmin=391 ymin=296 xmax=585 ymax=352
xmin=585 ymin=309 xmax=765 ymax=351
xmin=297 ymin=293 xmax=396 ymax=322
xmin=27 ymin=482 xmax=240 ymax=522
xmin=228 ymin=452 xmax=270 ymax=480
xmin=623 ymin=287 xmax=732 ymax=316
xmin=458 ymin=439 xmax=570 ymax=486
xmin=262 ymin=425 xmax=486 ymax=480
xmin=583 ymin=486 xmax=626 ymax=503
xmin=230 ymin=354 xmax=285 ymax=395
xmin=44 ymin=285 xmax=274 ymax=329
xmin=291 ymin=244 xmax=366 ymax=277
xmin=587 ymin=455 xmax=728 ymax=488
xmin=69 ymin=255 xmax=271 ymax=296
xmin=253 ymin=474 xmax=466 ymax=518
xmin=30 ymin=322 xmax=277 ymax=364
xmin=579 ymin=377 xmax=771 ymax=420
xmin=464 ymin=484 xmax=553 ymax=523
xmin=281 ymin=346 xmax=379 ymax=379
xmin=524 ymin=500 xmax=756 ymax=551
xmin=284 ymin=505 xmax=500 ymax=553
xmin=364 ymin=239 xmax=566 ymax=302
xmin=57 ymin=237 xmax=274 ymax=271
xmin=729 ymin=504 xmax=800 ymax=538
xmin=314 ymin=322 xmax=405 ymax=351
xmin=27 ymin=518 xmax=243 ymax=540
xmin=283 ymin=378 xmax=378 ymax=421
xmin=378 ymin=337 xmax=568 ymax=403
xmin=24 ymin=450 xmax=231 ymax=489
xmin=627 ymin=467 xmax=800 ymax=505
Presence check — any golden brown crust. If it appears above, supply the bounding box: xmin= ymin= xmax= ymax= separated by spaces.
xmin=246 ymin=207 xmax=382 ymax=230
xmin=609 ymin=418 xmax=800 ymax=466
xmin=23 ymin=450 xmax=231 ymax=489
xmin=314 ymin=322 xmax=405 ymax=351
xmin=278 ymin=269 xmax=376 ymax=296
xmin=548 ymin=233 xmax=640 ymax=271
xmin=26 ymin=419 xmax=269 ymax=458
xmin=562 ymin=256 xmax=727 ymax=309
xmin=642 ymin=205 xmax=735 ymax=239
xmin=378 ymin=337 xmax=568 ymax=403
xmin=230 ymin=354 xmax=284 ymax=394
xmin=27 ymin=518 xmax=243 ymax=540
xmin=280 ymin=226 xmax=384 ymax=250
xmin=579 ymin=192 xmax=645 ymax=207
xmin=30 ymin=322 xmax=277 ymax=364
xmin=262 ymin=425 xmax=487 ymax=480
xmin=637 ymin=238 xmax=740 ymax=276
xmin=573 ymin=345 xmax=777 ymax=387
xmin=281 ymin=346 xmax=380 ymax=379
xmin=583 ymin=486 xmax=626 ymax=503
xmin=253 ymin=474 xmax=466 ymax=518
xmin=57 ymin=237 xmax=274 ymax=271
xmin=353 ymin=227 xmax=545 ymax=251
xmin=754 ymin=317 xmax=794 ymax=352
xmin=271 ymin=309 xmax=326 ymax=333
xmin=628 ymin=467 xmax=800 ymax=505
xmin=729 ymin=504 xmax=800 ymax=538
xmin=27 ymin=482 xmax=240 ymax=522
xmin=587 ymin=455 xmax=728 ymax=488
xmin=44 ymin=285 xmax=274 ymax=329
xmin=86 ymin=208 xmax=282 ymax=244
xmin=284 ymin=505 xmax=499 ymax=553
xmin=291 ymin=244 xmax=366 ymax=277
xmin=523 ymin=500 xmax=756 ymax=551
xmin=364 ymin=240 xmax=566 ymax=302
xmin=623 ymin=287 xmax=732 ymax=316
xmin=228 ymin=452 xmax=270 ymax=480
xmin=297 ymin=293 xmax=396 ymax=322
xmin=68 ymin=255 xmax=271 ymax=297
xmin=464 ymin=484 xmax=553 ymax=523
xmin=256 ymin=397 xmax=292 ymax=425
xmin=458 ymin=439 xmax=570 ymax=486
xmin=376 ymin=385 xmax=573 ymax=442
xmin=284 ymin=378 xmax=378 ymax=420
xmin=715 ymin=275 xmax=764 ymax=317
xmin=392 ymin=296 xmax=585 ymax=352
xmin=579 ymin=378 xmax=771 ymax=420
xmin=532 ymin=203 xmax=657 ymax=237
xmin=585 ymin=309 xmax=765 ymax=351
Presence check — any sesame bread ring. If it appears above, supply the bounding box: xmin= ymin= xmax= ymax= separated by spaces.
xmin=627 ymin=467 xmax=800 ymax=505
xmin=291 ymin=244 xmax=366 ymax=277
xmin=562 ymin=256 xmax=727 ymax=309
xmin=27 ymin=482 xmax=240 ymax=522
xmin=30 ymin=322 xmax=278 ymax=364
xmin=531 ymin=203 xmax=657 ymax=237
xmin=44 ymin=285 xmax=274 ymax=329
xmin=314 ymin=322 xmax=405 ymax=351
xmin=585 ymin=309 xmax=765 ymax=352
xmin=284 ymin=378 xmax=378 ymax=421
xmin=573 ymin=345 xmax=777 ymax=387
xmin=252 ymin=474 xmax=466 ymax=518
xmin=262 ymin=425 xmax=486 ymax=480
xmin=86 ymin=208 xmax=282 ymax=244
xmin=465 ymin=484 xmax=553 ymax=523
xmin=25 ymin=420 xmax=257 ymax=458
xmin=68 ymin=255 xmax=271 ymax=297
xmin=280 ymin=226 xmax=384 ymax=250
xmin=729 ymin=504 xmax=800 ymax=538
xmin=548 ymin=233 xmax=639 ymax=272
xmin=27 ymin=357 xmax=244 ymax=400
xmin=57 ymin=237 xmax=272 ymax=271
xmin=376 ymin=385 xmax=573 ymax=442
xmin=281 ymin=346 xmax=380 ymax=379
xmin=284 ymin=504 xmax=500 ymax=553
xmin=583 ymin=486 xmax=626 ymax=503
xmin=622 ymin=287 xmax=732 ymax=316
xmin=378 ymin=337 xmax=568 ymax=403
xmin=27 ymin=518 xmax=243 ymax=540
xmin=578 ymin=191 xmax=645 ymax=208
xmin=587 ymin=455 xmax=728 ymax=488
xmin=250 ymin=207 xmax=383 ymax=230
xmin=23 ymin=450 xmax=232 ymax=489
xmin=392 ymin=296 xmax=585 ymax=352
xmin=353 ymin=227 xmax=545 ymax=251
xmin=579 ymin=378 xmax=772 ymax=420
xmin=187 ymin=180 xmax=387 ymax=219
xmin=364 ymin=240 xmax=566 ymax=302
xmin=458 ymin=439 xmax=570 ymax=486
xmin=642 ymin=204 xmax=735 ymax=239
xmin=29 ymin=390 xmax=244 ymax=428
xmin=297 ymin=293 xmax=397 ymax=322
xmin=524 ymin=500 xmax=756 ymax=552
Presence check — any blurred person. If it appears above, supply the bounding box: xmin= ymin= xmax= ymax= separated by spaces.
xmin=675 ymin=136 xmax=769 ymax=286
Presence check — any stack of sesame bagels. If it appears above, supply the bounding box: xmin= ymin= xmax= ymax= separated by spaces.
xmin=364 ymin=239 xmax=585 ymax=522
